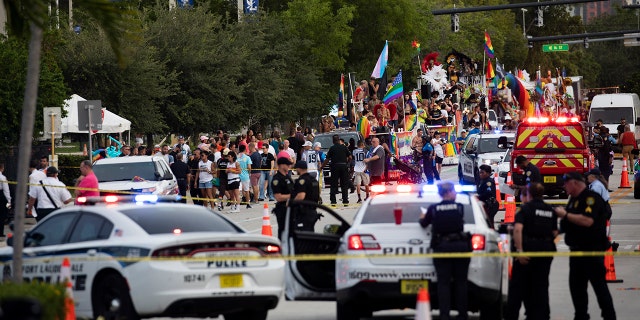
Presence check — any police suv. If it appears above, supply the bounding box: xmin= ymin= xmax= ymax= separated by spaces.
xmin=459 ymin=131 xmax=515 ymax=185
xmin=281 ymin=185 xmax=508 ymax=320
xmin=0 ymin=195 xmax=284 ymax=320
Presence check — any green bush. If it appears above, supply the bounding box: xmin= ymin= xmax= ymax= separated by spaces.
xmin=57 ymin=154 xmax=86 ymax=187
xmin=0 ymin=281 xmax=67 ymax=320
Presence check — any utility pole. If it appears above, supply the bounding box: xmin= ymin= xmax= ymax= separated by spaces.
xmin=521 ymin=8 xmax=528 ymax=37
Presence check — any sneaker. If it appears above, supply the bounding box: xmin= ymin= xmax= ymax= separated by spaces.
xmin=232 ymin=205 xmax=240 ymax=213
xmin=227 ymin=201 xmax=232 ymax=207
xmin=343 ymin=203 xmax=349 ymax=207
xmin=357 ymin=198 xmax=362 ymax=204
xmin=258 ymin=198 xmax=264 ymax=202
xmin=330 ymin=203 xmax=337 ymax=208
xmin=246 ymin=204 xmax=252 ymax=209
xmin=217 ymin=203 xmax=223 ymax=211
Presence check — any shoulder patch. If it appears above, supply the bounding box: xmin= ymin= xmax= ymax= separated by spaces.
xmin=486 ymin=181 xmax=491 ymax=187
xmin=273 ymin=179 xmax=279 ymax=186
xmin=586 ymin=197 xmax=595 ymax=206
xmin=526 ymin=171 xmax=531 ymax=176
xmin=299 ymin=179 xmax=305 ymax=185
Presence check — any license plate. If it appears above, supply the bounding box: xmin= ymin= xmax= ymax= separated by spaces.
xmin=544 ymin=176 xmax=556 ymax=183
xmin=400 ymin=280 xmax=428 ymax=294
xmin=220 ymin=274 xmax=243 ymax=288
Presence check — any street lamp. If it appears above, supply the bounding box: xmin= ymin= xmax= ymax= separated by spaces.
xmin=521 ymin=8 xmax=528 ymax=37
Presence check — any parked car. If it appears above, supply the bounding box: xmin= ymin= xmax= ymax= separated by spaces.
xmin=92 ymin=156 xmax=178 ymax=196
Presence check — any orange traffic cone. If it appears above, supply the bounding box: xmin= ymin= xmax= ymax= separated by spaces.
xmin=604 ymin=220 xmax=623 ymax=283
xmin=415 ymin=287 xmax=432 ymax=320
xmin=503 ymin=195 xmax=516 ymax=224
xmin=506 ymin=171 xmax=513 ymax=187
xmin=589 ymin=153 xmax=595 ymax=169
xmin=60 ymin=257 xmax=76 ymax=320
xmin=494 ymin=173 xmax=504 ymax=210
xmin=82 ymin=144 xmax=88 ymax=156
xmin=261 ymin=203 xmax=273 ymax=237
xmin=619 ymin=157 xmax=631 ymax=188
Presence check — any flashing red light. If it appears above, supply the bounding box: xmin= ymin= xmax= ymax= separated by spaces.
xmin=76 ymin=197 xmax=87 ymax=204
xmin=347 ymin=234 xmax=381 ymax=250
xmin=396 ymin=185 xmax=412 ymax=193
xmin=265 ymin=245 xmax=281 ymax=254
xmin=471 ymin=234 xmax=486 ymax=250
xmin=370 ymin=185 xmax=386 ymax=193
xmin=104 ymin=195 xmax=119 ymax=203
xmin=173 ymin=228 xmax=182 ymax=235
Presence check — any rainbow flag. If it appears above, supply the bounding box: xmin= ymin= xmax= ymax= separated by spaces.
xmin=338 ymin=74 xmax=344 ymax=111
xmin=405 ymin=114 xmax=417 ymax=131
xmin=484 ymin=31 xmax=494 ymax=58
xmin=357 ymin=116 xmax=370 ymax=139
xmin=390 ymin=133 xmax=399 ymax=157
xmin=486 ymin=60 xmax=495 ymax=79
xmin=383 ymin=70 xmax=403 ymax=104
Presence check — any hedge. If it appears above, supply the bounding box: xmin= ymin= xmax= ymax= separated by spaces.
xmin=0 ymin=281 xmax=67 ymax=320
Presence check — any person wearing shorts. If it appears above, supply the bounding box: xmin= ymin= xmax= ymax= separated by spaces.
xmin=216 ymin=148 xmax=230 ymax=211
xmin=195 ymin=151 xmax=215 ymax=208
xmin=226 ymin=151 xmax=241 ymax=213
xmin=237 ymin=145 xmax=253 ymax=209
xmin=352 ymin=140 xmax=370 ymax=203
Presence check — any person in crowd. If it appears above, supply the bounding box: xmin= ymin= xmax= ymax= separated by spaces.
xmin=249 ymin=143 xmax=262 ymax=203
xmin=171 ymin=153 xmax=190 ymax=203
xmin=75 ymin=160 xmax=99 ymax=202
xmin=225 ymin=151 xmax=241 ymax=213
xmin=195 ymin=151 xmax=215 ymax=209
xmin=28 ymin=167 xmax=73 ymax=221
xmin=259 ymin=143 xmax=275 ymax=202
xmin=596 ymin=127 xmax=616 ymax=183
xmin=352 ymin=140 xmax=370 ymax=203
xmin=514 ymin=155 xmax=541 ymax=202
xmin=187 ymin=149 xmax=203 ymax=206
xmin=237 ymin=145 xmax=253 ymax=209
xmin=301 ymin=141 xmax=320 ymax=180
xmin=422 ymin=134 xmax=436 ymax=184
xmin=0 ymin=163 xmax=12 ymax=238
xmin=502 ymin=114 xmax=515 ymax=130
xmin=119 ymin=145 xmax=132 ymax=157
xmin=554 ymin=172 xmax=616 ymax=320
xmin=364 ymin=137 xmax=385 ymax=186
xmin=620 ymin=124 xmax=637 ymax=175
xmin=291 ymin=161 xmax=321 ymax=231
xmin=432 ymin=131 xmax=445 ymax=177
xmin=216 ymin=148 xmax=230 ymax=210
xmin=420 ymin=181 xmax=470 ymax=320
xmin=616 ymin=118 xmax=626 ymax=138
xmin=39 ymin=156 xmax=49 ymax=172
xmin=173 ymin=136 xmax=191 ymax=162
xmin=272 ymin=157 xmax=294 ymax=240
xmin=506 ymin=182 xmax=558 ymax=320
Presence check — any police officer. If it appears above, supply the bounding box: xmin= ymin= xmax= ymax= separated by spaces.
xmin=170 ymin=153 xmax=190 ymax=203
xmin=321 ymin=134 xmax=351 ymax=206
xmin=505 ymin=182 xmax=558 ymax=320
xmin=272 ymin=157 xmax=294 ymax=240
xmin=514 ymin=155 xmax=541 ymax=202
xmin=476 ymin=164 xmax=498 ymax=228
xmin=291 ymin=161 xmax=320 ymax=231
xmin=422 ymin=135 xmax=435 ymax=184
xmin=419 ymin=181 xmax=470 ymax=320
xmin=554 ymin=172 xmax=616 ymax=320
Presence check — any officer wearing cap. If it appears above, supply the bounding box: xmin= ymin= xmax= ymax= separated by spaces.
xmin=272 ymin=157 xmax=294 ymax=240
xmin=514 ymin=155 xmax=541 ymax=202
xmin=505 ymin=182 xmax=558 ymax=320
xmin=419 ymin=181 xmax=470 ymax=320
xmin=554 ymin=172 xmax=616 ymax=320
xmin=291 ymin=161 xmax=320 ymax=231
xmin=476 ymin=164 xmax=498 ymax=228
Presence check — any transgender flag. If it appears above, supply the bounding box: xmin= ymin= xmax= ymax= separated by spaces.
xmin=371 ymin=41 xmax=388 ymax=79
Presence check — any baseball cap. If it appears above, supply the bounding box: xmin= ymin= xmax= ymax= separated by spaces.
xmin=46 ymin=166 xmax=58 ymax=175
xmin=223 ymin=148 xmax=231 ymax=155
xmin=563 ymin=171 xmax=585 ymax=183
xmin=277 ymin=157 xmax=292 ymax=165
xmin=294 ymin=160 xmax=308 ymax=169
xmin=303 ymin=141 xmax=313 ymax=147
xmin=178 ymin=135 xmax=185 ymax=139
xmin=313 ymin=142 xmax=322 ymax=148
xmin=504 ymin=114 xmax=512 ymax=120
xmin=200 ymin=135 xmax=209 ymax=141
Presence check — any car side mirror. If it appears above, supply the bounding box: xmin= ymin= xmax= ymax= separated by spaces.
xmin=323 ymin=224 xmax=341 ymax=235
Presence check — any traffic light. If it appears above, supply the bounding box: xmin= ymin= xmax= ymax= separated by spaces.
xmin=536 ymin=8 xmax=544 ymax=27
xmin=451 ymin=14 xmax=460 ymax=33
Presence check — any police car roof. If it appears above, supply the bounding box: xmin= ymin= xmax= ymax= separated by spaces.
xmin=369 ymin=192 xmax=472 ymax=205
xmin=94 ymin=155 xmax=162 ymax=164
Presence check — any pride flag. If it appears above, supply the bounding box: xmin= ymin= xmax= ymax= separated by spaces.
xmin=484 ymin=31 xmax=494 ymax=58
xmin=357 ymin=116 xmax=370 ymax=139
xmin=405 ymin=114 xmax=417 ymax=131
xmin=383 ymin=70 xmax=403 ymax=104
xmin=486 ymin=60 xmax=495 ymax=79
xmin=371 ymin=41 xmax=388 ymax=79
xmin=338 ymin=74 xmax=344 ymax=111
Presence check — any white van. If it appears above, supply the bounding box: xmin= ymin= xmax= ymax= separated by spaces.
xmin=588 ymin=93 xmax=640 ymax=143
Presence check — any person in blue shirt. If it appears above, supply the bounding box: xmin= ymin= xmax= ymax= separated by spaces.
xmin=422 ymin=135 xmax=435 ymax=184
xmin=467 ymin=121 xmax=481 ymax=136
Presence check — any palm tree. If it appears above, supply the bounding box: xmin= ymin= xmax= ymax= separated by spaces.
xmin=2 ymin=0 xmax=132 ymax=283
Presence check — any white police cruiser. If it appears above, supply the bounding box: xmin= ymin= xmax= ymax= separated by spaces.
xmin=281 ymin=184 xmax=508 ymax=320
xmin=459 ymin=131 xmax=515 ymax=184
xmin=92 ymin=156 xmax=179 ymax=196
xmin=0 ymin=195 xmax=284 ymax=320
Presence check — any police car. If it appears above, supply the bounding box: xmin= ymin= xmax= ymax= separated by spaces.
xmin=0 ymin=195 xmax=284 ymax=320
xmin=92 ymin=156 xmax=179 ymax=196
xmin=459 ymin=131 xmax=515 ymax=185
xmin=281 ymin=185 xmax=508 ymax=320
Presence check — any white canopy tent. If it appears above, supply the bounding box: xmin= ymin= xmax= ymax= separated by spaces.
xmin=61 ymin=94 xmax=131 ymax=134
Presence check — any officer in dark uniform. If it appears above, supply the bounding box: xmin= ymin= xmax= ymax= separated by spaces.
xmin=291 ymin=161 xmax=320 ymax=231
xmin=321 ymin=134 xmax=352 ymax=206
xmin=514 ymin=155 xmax=541 ymax=202
xmin=505 ymin=182 xmax=558 ymax=320
xmin=272 ymin=157 xmax=294 ymax=240
xmin=419 ymin=181 xmax=470 ymax=320
xmin=170 ymin=153 xmax=190 ymax=203
xmin=476 ymin=164 xmax=498 ymax=228
xmin=554 ymin=172 xmax=616 ymax=320
xmin=187 ymin=149 xmax=202 ymax=205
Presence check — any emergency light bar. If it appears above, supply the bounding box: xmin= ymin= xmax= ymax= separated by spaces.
xmin=76 ymin=195 xmax=182 ymax=205
xmin=369 ymin=183 xmax=477 ymax=195
xmin=421 ymin=184 xmax=477 ymax=193
xmin=524 ymin=116 xmax=579 ymax=124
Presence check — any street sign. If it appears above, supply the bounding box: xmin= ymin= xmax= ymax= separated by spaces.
xmin=77 ymin=100 xmax=103 ymax=132
xmin=43 ymin=107 xmax=62 ymax=139
xmin=542 ymin=44 xmax=569 ymax=52
xmin=624 ymin=33 xmax=640 ymax=47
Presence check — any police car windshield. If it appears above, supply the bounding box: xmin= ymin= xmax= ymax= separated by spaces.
xmin=589 ymin=107 xmax=633 ymax=124
xmin=477 ymin=137 xmax=502 ymax=153
xmin=120 ymin=207 xmax=242 ymax=234
xmin=314 ymin=133 xmax=360 ymax=151
xmin=362 ymin=202 xmax=475 ymax=224
xmin=94 ymin=162 xmax=157 ymax=182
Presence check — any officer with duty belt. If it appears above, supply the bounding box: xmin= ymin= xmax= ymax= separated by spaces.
xmin=476 ymin=164 xmax=498 ymax=228
xmin=291 ymin=161 xmax=320 ymax=231
xmin=505 ymin=182 xmax=558 ymax=320
xmin=554 ymin=172 xmax=616 ymax=320
xmin=321 ymin=134 xmax=351 ymax=206
xmin=514 ymin=155 xmax=541 ymax=202
xmin=419 ymin=181 xmax=470 ymax=320
xmin=272 ymin=157 xmax=294 ymax=240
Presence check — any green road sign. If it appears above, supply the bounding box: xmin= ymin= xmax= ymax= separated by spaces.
xmin=542 ymin=44 xmax=569 ymax=52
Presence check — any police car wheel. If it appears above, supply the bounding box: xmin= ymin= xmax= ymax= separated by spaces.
xmin=92 ymin=272 xmax=138 ymax=320
xmin=336 ymin=301 xmax=358 ymax=320
xmin=223 ymin=308 xmax=267 ymax=320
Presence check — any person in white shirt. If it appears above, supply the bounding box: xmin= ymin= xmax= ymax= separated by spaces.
xmin=0 ymin=163 xmax=11 ymax=238
xmin=173 ymin=136 xmax=191 ymax=163
xmin=27 ymin=166 xmax=73 ymax=222
xmin=432 ymin=131 xmax=445 ymax=178
xmin=29 ymin=160 xmax=47 ymax=205
xmin=301 ymin=141 xmax=320 ymax=179
xmin=352 ymin=140 xmax=370 ymax=203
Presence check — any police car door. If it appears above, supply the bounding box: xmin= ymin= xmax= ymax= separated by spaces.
xmin=461 ymin=135 xmax=478 ymax=183
xmin=282 ymin=201 xmax=351 ymax=300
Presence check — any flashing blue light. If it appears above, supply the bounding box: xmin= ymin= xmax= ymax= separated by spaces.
xmin=421 ymin=184 xmax=477 ymax=193
xmin=134 ymin=194 xmax=158 ymax=203
xmin=494 ymin=129 xmax=501 ymax=134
